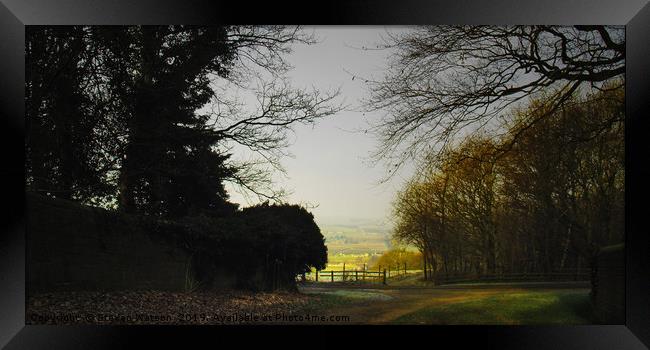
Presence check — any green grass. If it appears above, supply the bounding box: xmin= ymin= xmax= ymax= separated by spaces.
xmin=394 ymin=290 xmax=596 ymax=325
xmin=385 ymin=272 xmax=433 ymax=286
xmin=315 ymin=289 xmax=393 ymax=301
xmin=301 ymin=289 xmax=393 ymax=311
xmin=321 ymin=225 xmax=389 ymax=255
xmin=324 ymin=253 xmax=380 ymax=271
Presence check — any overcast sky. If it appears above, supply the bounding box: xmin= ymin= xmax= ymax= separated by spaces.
xmin=225 ymin=26 xmax=415 ymax=226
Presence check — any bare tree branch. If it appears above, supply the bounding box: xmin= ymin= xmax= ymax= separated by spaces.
xmin=205 ymin=27 xmax=342 ymax=200
xmin=362 ymin=25 xmax=625 ymax=181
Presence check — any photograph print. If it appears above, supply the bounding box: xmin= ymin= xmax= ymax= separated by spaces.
xmin=25 ymin=25 xmax=625 ymax=325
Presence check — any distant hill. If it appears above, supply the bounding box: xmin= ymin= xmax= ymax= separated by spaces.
xmin=316 ymin=217 xmax=392 ymax=255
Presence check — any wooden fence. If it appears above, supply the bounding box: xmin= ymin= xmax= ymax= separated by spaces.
xmin=303 ymin=267 xmax=591 ymax=286
xmin=305 ymin=269 xmax=388 ymax=284
xmin=435 ymin=268 xmax=591 ymax=285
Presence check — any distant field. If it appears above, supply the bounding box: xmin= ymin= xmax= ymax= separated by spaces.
xmin=325 ymin=241 xmax=387 ymax=255
xmin=321 ymin=224 xmax=390 ymax=255
xmin=319 ymin=223 xmax=391 ymax=271
xmin=323 ymin=253 xmax=380 ymax=271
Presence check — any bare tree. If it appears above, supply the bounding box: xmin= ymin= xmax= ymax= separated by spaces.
xmin=390 ymin=86 xmax=624 ymax=277
xmin=363 ymin=25 xmax=625 ymax=176
xmin=207 ymin=26 xmax=343 ymax=201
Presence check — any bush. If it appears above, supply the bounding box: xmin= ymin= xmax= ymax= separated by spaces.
xmin=168 ymin=202 xmax=327 ymax=291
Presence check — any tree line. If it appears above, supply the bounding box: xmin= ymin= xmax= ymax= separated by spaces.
xmin=25 ymin=26 xmax=333 ymax=290
xmin=391 ymin=85 xmax=624 ymax=279
xmin=371 ymin=248 xmax=423 ymax=272
xmin=358 ymin=26 xmax=625 ymax=281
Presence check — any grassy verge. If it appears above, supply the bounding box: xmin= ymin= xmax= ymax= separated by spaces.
xmin=300 ymin=289 xmax=393 ymax=312
xmin=393 ymin=290 xmax=596 ymax=325
xmin=385 ymin=273 xmax=434 ymax=287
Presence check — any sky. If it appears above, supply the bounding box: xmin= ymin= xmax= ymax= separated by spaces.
xmin=224 ymin=27 xmax=415 ymax=226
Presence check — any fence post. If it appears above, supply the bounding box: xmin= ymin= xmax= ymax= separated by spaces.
xmin=383 ymin=269 xmax=387 ymax=285
xmin=355 ymin=270 xmax=358 ymax=281
xmin=343 ymin=263 xmax=346 ymax=282
xmin=331 ymin=270 xmax=334 ymax=282
xmin=404 ymin=262 xmax=407 ymax=275
xmin=315 ymin=270 xmax=319 ymax=282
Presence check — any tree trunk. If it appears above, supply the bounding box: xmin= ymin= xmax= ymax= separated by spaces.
xmin=423 ymin=252 xmax=428 ymax=280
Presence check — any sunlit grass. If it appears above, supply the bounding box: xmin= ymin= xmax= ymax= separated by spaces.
xmin=385 ymin=272 xmax=431 ymax=286
xmin=301 ymin=290 xmax=391 ymax=311
xmin=321 ymin=253 xmax=380 ymax=271
xmin=393 ymin=290 xmax=595 ymax=325
xmin=311 ymin=289 xmax=393 ymax=301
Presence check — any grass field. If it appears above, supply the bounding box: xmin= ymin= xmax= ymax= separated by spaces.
xmin=307 ymin=221 xmax=596 ymax=325
xmin=319 ymin=223 xmax=391 ymax=271
xmin=320 ymin=224 xmax=390 ymax=256
xmin=299 ymin=285 xmax=595 ymax=325
xmin=392 ymin=290 xmax=595 ymax=324
xmin=323 ymin=253 xmax=380 ymax=271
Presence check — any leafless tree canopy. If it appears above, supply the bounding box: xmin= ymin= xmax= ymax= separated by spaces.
xmin=201 ymin=26 xmax=342 ymax=202
xmin=363 ymin=25 xmax=625 ymax=175
xmin=390 ymin=86 xmax=624 ymax=276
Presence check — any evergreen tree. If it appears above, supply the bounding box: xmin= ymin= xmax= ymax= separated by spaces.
xmin=26 ymin=26 xmax=111 ymax=201
xmin=108 ymin=26 xmax=237 ymax=217
xmin=26 ymin=25 xmax=341 ymax=219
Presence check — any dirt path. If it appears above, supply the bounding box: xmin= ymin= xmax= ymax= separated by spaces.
xmin=298 ymin=283 xmax=590 ymax=324
xmin=342 ymin=289 xmax=503 ymax=324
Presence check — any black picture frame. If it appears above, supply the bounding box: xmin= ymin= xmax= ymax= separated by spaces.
xmin=1 ymin=0 xmax=648 ymax=348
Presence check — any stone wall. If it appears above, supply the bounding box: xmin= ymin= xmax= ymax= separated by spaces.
xmin=591 ymin=243 xmax=625 ymax=324
xmin=27 ymin=193 xmax=196 ymax=293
